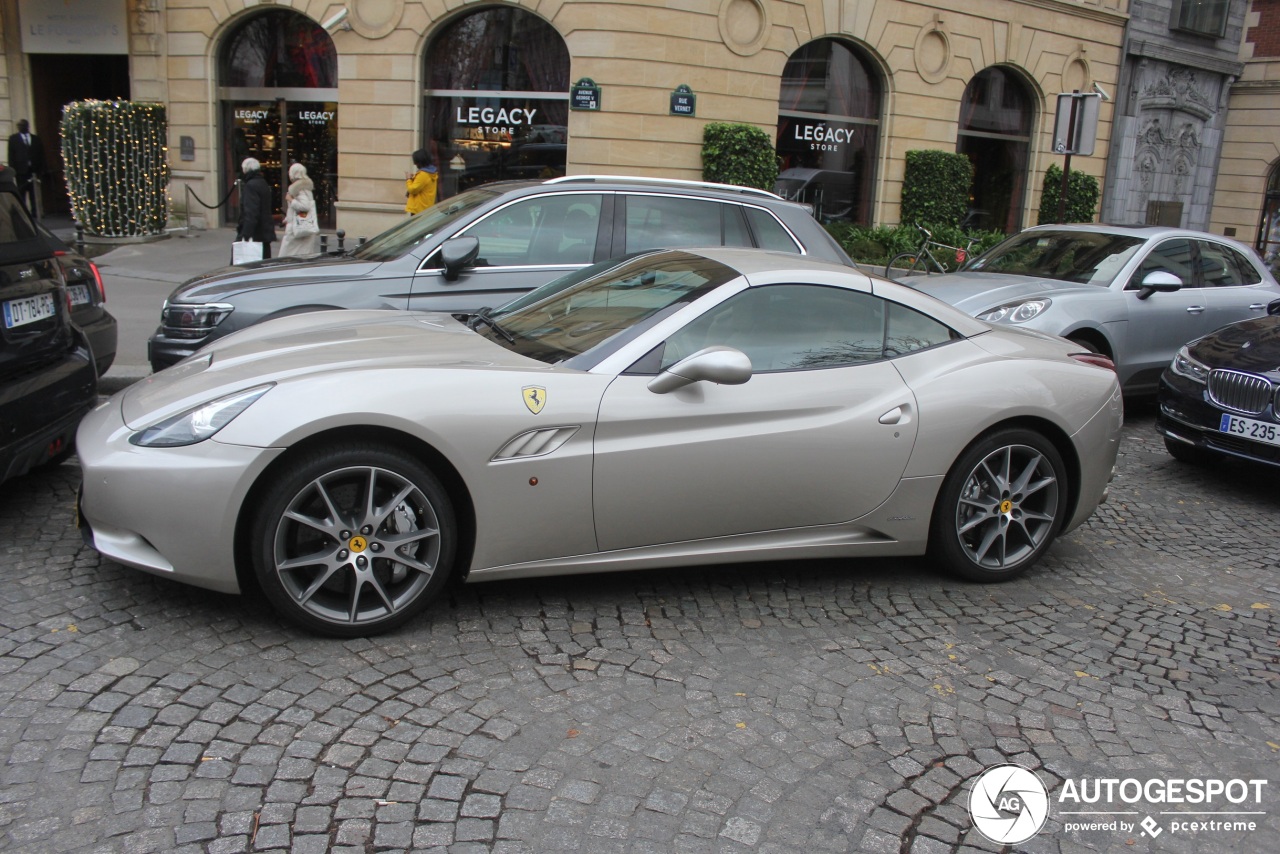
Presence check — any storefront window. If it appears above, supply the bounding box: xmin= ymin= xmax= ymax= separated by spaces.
xmin=423 ymin=8 xmax=569 ymax=199
xmin=775 ymin=39 xmax=881 ymax=225
xmin=218 ymin=12 xmax=338 ymax=228
xmin=957 ymin=67 xmax=1034 ymax=234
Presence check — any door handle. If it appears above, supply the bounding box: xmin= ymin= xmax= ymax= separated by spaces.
xmin=879 ymin=405 xmax=905 ymax=425
xmin=1185 ymin=305 xmax=1206 ymax=314
xmin=1249 ymin=303 xmax=1267 ymax=311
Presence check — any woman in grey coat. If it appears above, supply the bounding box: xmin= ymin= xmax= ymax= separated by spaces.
xmin=278 ymin=162 xmax=321 ymax=257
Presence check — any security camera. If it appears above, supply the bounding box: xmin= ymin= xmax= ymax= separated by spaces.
xmin=1092 ymin=81 xmax=1111 ymax=102
xmin=322 ymin=8 xmax=350 ymax=33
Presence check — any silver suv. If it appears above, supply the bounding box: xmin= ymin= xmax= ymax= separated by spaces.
xmin=149 ymin=176 xmax=854 ymax=371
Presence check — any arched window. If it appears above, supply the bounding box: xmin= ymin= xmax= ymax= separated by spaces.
xmin=1257 ymin=163 xmax=1280 ymax=274
xmin=775 ymin=39 xmax=882 ymax=225
xmin=957 ymin=67 xmax=1034 ymax=233
xmin=219 ymin=12 xmax=338 ymax=227
xmin=424 ymin=8 xmax=570 ymax=199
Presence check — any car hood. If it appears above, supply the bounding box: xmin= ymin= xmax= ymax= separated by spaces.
xmin=1187 ymin=316 xmax=1280 ymax=375
xmin=168 ymin=255 xmax=384 ymax=302
xmin=120 ymin=309 xmax=543 ymax=427
xmin=905 ymin=272 xmax=1098 ymax=313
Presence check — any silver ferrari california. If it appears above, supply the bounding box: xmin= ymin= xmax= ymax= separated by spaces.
xmin=77 ymin=248 xmax=1123 ymax=636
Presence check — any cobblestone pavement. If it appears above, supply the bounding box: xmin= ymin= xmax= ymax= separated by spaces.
xmin=1 ymin=407 xmax=1277 ymax=854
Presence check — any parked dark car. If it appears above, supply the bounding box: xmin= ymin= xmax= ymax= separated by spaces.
xmin=774 ymin=168 xmax=857 ymax=221
xmin=0 ymin=168 xmax=97 ymax=484
xmin=36 ymin=221 xmax=116 ymax=376
xmin=1156 ymin=299 xmax=1280 ymax=468
xmin=148 ymin=176 xmax=855 ymax=371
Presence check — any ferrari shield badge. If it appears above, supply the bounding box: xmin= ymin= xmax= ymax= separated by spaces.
xmin=522 ymin=386 xmax=547 ymax=415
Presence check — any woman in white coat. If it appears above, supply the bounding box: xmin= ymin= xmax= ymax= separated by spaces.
xmin=278 ymin=163 xmax=321 ymax=257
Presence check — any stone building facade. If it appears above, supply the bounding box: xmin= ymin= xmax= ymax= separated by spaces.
xmin=2 ymin=0 xmax=1128 ymax=238
xmin=1211 ymin=0 xmax=1280 ymax=263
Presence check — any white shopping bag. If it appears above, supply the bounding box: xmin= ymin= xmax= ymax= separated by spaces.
xmin=232 ymin=240 xmax=263 ymax=265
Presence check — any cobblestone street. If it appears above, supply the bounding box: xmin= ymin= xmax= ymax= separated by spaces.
xmin=0 ymin=406 xmax=1276 ymax=853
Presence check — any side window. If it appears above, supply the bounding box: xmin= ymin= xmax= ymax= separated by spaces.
xmin=884 ymin=302 xmax=956 ymax=357
xmin=1226 ymin=246 xmax=1264 ymax=285
xmin=1195 ymin=241 xmax=1243 ymax=287
xmin=462 ymin=194 xmax=602 ymax=267
xmin=624 ymin=196 xmax=723 ymax=252
xmin=723 ymin=204 xmax=753 ymax=248
xmin=1130 ymin=238 xmax=1197 ymax=288
xmin=660 ymin=284 xmax=886 ymax=372
xmin=743 ymin=207 xmax=802 ymax=253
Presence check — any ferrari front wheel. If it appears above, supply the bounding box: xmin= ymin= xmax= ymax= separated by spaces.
xmin=250 ymin=444 xmax=456 ymax=636
xmin=930 ymin=429 xmax=1067 ymax=583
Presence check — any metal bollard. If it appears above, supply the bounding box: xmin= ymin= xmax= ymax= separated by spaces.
xmin=320 ymin=234 xmax=329 ymax=254
xmin=358 ymin=237 xmax=366 ymax=246
xmin=336 ymin=229 xmax=345 ymax=252
xmin=74 ymin=220 xmax=86 ymax=255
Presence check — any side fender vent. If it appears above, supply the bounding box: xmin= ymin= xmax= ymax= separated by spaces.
xmin=492 ymin=426 xmax=581 ymax=461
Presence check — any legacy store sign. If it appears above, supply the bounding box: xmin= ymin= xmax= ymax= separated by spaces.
xmin=455 ymin=105 xmax=539 ymax=136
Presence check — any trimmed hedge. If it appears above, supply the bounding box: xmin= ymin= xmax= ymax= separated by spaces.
xmin=826 ymin=221 xmax=1005 ymax=270
xmin=1037 ymin=164 xmax=1099 ymax=224
xmin=901 ymin=149 xmax=973 ymax=227
xmin=701 ymin=122 xmax=779 ymax=191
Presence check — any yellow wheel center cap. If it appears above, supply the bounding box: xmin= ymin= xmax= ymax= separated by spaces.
xmin=348 ymin=535 xmax=368 ymax=552
xmin=999 ymin=499 xmax=1013 ymax=514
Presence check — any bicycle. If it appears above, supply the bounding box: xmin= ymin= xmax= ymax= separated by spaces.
xmin=885 ymin=225 xmax=982 ymax=278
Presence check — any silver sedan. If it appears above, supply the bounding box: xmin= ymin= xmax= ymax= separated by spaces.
xmin=901 ymin=224 xmax=1280 ymax=394
xmin=77 ymin=248 xmax=1123 ymax=636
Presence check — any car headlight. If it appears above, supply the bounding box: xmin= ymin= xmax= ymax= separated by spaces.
xmin=1170 ymin=346 xmax=1209 ymax=384
xmin=129 ymin=384 xmax=274 ymax=447
xmin=977 ymin=299 xmax=1051 ymax=324
xmin=162 ymin=301 xmax=235 ymax=339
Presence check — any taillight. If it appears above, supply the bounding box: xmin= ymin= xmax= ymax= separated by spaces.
xmin=1070 ymin=352 xmax=1116 ymax=371
xmin=89 ymin=261 xmax=105 ymax=301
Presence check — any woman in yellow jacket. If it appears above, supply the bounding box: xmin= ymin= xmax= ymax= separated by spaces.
xmin=405 ymin=148 xmax=439 ymax=214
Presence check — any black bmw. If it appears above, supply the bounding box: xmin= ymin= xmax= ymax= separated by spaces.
xmin=1157 ymin=300 xmax=1280 ymax=467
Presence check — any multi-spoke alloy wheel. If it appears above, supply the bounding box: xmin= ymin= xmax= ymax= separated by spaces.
xmin=250 ymin=445 xmax=455 ymax=636
xmin=930 ymin=429 xmax=1067 ymax=582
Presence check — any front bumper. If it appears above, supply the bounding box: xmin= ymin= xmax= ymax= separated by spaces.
xmin=1157 ymin=372 xmax=1280 ymax=468
xmin=75 ymin=394 xmax=285 ymax=594
xmin=147 ymin=326 xmax=206 ymax=372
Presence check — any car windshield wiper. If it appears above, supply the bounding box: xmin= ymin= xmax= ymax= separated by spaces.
xmin=465 ymin=307 xmax=516 ymax=343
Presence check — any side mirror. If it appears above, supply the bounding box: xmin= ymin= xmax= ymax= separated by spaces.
xmin=440 ymin=237 xmax=480 ymax=282
xmin=1268 ymin=299 xmax=1280 ymax=317
xmin=1136 ymin=270 xmax=1182 ymax=301
xmin=647 ymin=346 xmax=752 ymax=394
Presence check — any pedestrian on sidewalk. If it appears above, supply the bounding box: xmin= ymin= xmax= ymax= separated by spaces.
xmin=237 ymin=157 xmax=277 ymax=259
xmin=278 ymin=162 xmax=320 ymax=257
xmin=7 ymin=120 xmax=47 ymax=216
xmin=405 ymin=148 xmax=438 ymax=214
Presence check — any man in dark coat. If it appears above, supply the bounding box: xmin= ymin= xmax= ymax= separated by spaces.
xmin=236 ymin=157 xmax=277 ymax=259
xmin=7 ymin=120 xmax=47 ymax=215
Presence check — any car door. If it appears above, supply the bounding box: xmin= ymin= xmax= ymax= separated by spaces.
xmin=1122 ymin=237 xmax=1213 ymax=386
xmin=408 ymin=192 xmax=608 ymax=312
xmin=592 ymin=283 xmax=918 ymax=552
xmin=1195 ymin=239 xmax=1277 ymax=330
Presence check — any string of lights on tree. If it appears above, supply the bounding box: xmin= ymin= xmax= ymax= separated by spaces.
xmin=61 ymin=101 xmax=170 ymax=237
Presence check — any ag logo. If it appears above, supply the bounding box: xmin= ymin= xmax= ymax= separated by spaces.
xmin=522 ymin=386 xmax=546 ymax=415
xmin=968 ymin=764 xmax=1049 ymax=844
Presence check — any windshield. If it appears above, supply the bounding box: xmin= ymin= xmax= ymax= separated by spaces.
xmin=477 ymin=251 xmax=737 ymax=364
xmin=964 ymin=230 xmax=1146 ymax=286
xmin=352 ymin=188 xmax=501 ymax=262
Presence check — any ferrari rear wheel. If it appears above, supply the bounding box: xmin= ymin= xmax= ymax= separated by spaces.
xmin=250 ymin=444 xmax=456 ymax=637
xmin=930 ymin=429 xmax=1067 ymax=582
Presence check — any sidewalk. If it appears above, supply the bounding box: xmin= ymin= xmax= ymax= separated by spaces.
xmin=44 ymin=215 xmax=242 ymax=394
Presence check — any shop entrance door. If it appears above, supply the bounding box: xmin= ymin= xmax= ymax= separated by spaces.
xmin=222 ymin=98 xmax=338 ymax=230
